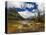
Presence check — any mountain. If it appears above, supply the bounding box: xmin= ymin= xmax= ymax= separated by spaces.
xmin=6 ymin=7 xmax=44 ymax=21
xmin=7 ymin=7 xmax=25 ymax=20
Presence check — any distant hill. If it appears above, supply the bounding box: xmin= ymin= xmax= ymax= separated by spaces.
xmin=6 ymin=7 xmax=45 ymax=23
xmin=7 ymin=7 xmax=25 ymax=20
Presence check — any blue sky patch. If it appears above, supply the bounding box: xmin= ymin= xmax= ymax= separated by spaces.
xmin=15 ymin=2 xmax=38 ymax=12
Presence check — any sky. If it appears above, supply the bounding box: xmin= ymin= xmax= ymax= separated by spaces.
xmin=7 ymin=1 xmax=44 ymax=11
xmin=7 ymin=1 xmax=44 ymax=19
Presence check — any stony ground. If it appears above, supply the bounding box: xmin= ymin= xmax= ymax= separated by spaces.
xmin=7 ymin=20 xmax=45 ymax=33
